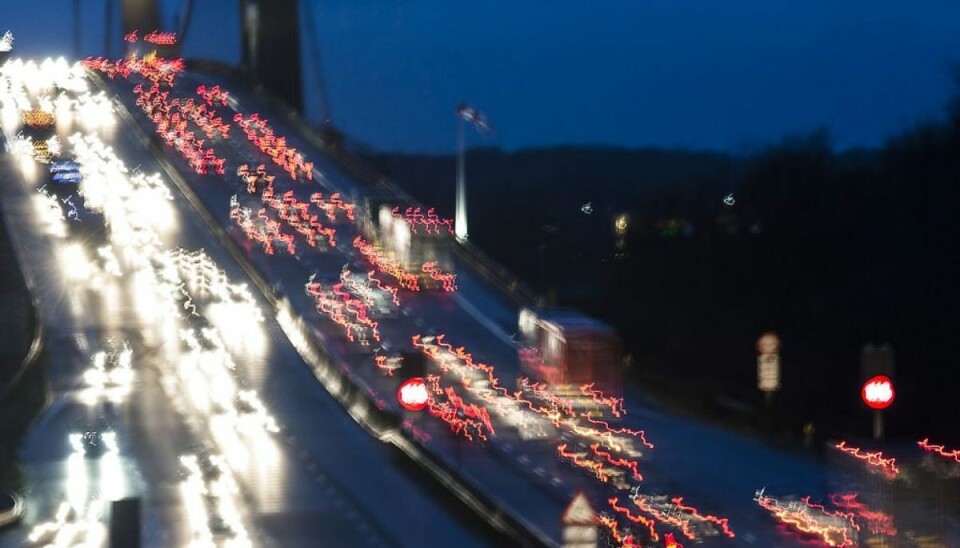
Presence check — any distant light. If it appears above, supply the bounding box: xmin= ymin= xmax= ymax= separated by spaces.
xmin=144 ymin=30 xmax=177 ymax=46
xmin=581 ymin=202 xmax=593 ymax=215
xmin=0 ymin=31 xmax=13 ymax=53
xmin=614 ymin=214 xmax=628 ymax=236
xmin=723 ymin=193 xmax=736 ymax=206
xmin=456 ymin=104 xmax=492 ymax=133
xmin=861 ymin=375 xmax=894 ymax=410
xmin=756 ymin=332 xmax=780 ymax=355
xmin=397 ymin=377 xmax=429 ymax=411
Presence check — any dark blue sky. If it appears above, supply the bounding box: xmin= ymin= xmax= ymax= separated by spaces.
xmin=4 ymin=1 xmax=960 ymax=153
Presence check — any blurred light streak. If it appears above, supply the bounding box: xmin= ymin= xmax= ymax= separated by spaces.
xmin=557 ymin=443 xmax=618 ymax=484
xmin=99 ymin=448 xmax=126 ymax=502
xmin=144 ymin=30 xmax=177 ymax=46
xmin=918 ymin=438 xmax=960 ymax=463
xmin=589 ymin=443 xmax=643 ymax=481
xmin=233 ymin=111 xmax=313 ymax=180
xmin=597 ymin=513 xmax=645 ymax=547
xmin=670 ymin=496 xmax=735 ymax=539
xmin=580 ymin=383 xmax=625 ymax=417
xmin=65 ymin=446 xmax=88 ymax=515
xmin=392 ymin=206 xmax=454 ymax=235
xmin=421 ymin=261 xmax=457 ymax=292
xmin=374 ymin=354 xmax=400 ymax=376
xmin=755 ymin=490 xmax=857 ymax=547
xmin=196 ymin=84 xmax=229 ymax=107
xmin=27 ymin=501 xmax=71 ymax=544
xmin=354 ymin=235 xmax=421 ymax=291
xmin=606 ymin=498 xmax=659 ymax=542
xmin=59 ymin=242 xmax=94 ymax=282
xmin=828 ymin=493 xmax=897 ymax=537
xmin=179 ymin=455 xmax=215 ymax=547
xmin=834 ymin=441 xmax=899 ymax=479
xmin=306 ymin=275 xmax=380 ymax=344
xmin=32 ymin=187 xmax=67 ymax=237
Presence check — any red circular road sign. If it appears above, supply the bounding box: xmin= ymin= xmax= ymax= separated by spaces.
xmin=397 ymin=377 xmax=429 ymax=411
xmin=861 ymin=375 xmax=895 ymax=410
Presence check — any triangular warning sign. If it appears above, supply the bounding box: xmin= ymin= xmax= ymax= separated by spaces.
xmin=561 ymin=492 xmax=596 ymax=525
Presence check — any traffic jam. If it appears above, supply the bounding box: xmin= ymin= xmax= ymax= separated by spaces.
xmin=79 ymin=38 xmax=746 ymax=547
xmin=1 ymin=50 xmax=277 ymax=545
xmin=2 ymin=28 xmax=956 ymax=548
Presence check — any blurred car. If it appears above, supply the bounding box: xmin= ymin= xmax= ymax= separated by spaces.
xmin=195 ymin=451 xmax=223 ymax=483
xmin=83 ymin=343 xmax=133 ymax=390
xmin=31 ymin=139 xmax=54 ymax=163
xmin=234 ymin=390 xmax=279 ymax=433
xmin=43 ymin=188 xmax=110 ymax=248
xmin=69 ymin=431 xmax=118 ymax=458
xmin=338 ymin=269 xmax=400 ymax=319
xmin=368 ymin=293 xmax=400 ymax=319
xmin=20 ymin=108 xmax=55 ymax=141
xmin=47 ymin=159 xmax=83 ymax=186
xmin=208 ymin=514 xmax=238 ymax=539
xmin=237 ymin=163 xmax=275 ymax=193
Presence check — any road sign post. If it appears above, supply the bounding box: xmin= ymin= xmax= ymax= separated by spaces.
xmin=561 ymin=492 xmax=597 ymax=548
xmin=860 ymin=343 xmax=895 ymax=380
xmin=873 ymin=410 xmax=884 ymax=441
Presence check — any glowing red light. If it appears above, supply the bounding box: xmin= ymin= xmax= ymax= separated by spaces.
xmin=607 ymin=497 xmax=659 ymax=541
xmin=397 ymin=377 xmax=429 ymax=411
xmin=861 ymin=375 xmax=894 ymax=410
xmin=756 ymin=493 xmax=857 ymax=547
xmin=917 ymin=438 xmax=960 ymax=463
xmin=144 ymin=30 xmax=177 ymax=46
xmin=834 ymin=441 xmax=899 ymax=478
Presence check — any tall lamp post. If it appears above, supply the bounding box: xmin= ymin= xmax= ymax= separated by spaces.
xmin=455 ymin=104 xmax=491 ymax=241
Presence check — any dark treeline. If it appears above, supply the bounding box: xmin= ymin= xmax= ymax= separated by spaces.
xmin=360 ymin=87 xmax=960 ymax=445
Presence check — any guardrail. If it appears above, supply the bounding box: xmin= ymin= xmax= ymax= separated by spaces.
xmin=97 ymin=72 xmax=553 ymax=547
xmin=0 ymin=293 xmax=43 ymax=405
xmin=0 ymin=153 xmax=45 ymax=406
xmin=0 ymin=490 xmax=24 ymax=528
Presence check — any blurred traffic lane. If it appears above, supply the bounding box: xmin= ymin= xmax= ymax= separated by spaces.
xmin=0 ymin=61 xmax=492 ymax=548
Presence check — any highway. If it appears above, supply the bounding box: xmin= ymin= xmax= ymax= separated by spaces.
xmin=106 ymin=60 xmax=959 ymax=547
xmin=0 ymin=52 xmax=957 ymax=548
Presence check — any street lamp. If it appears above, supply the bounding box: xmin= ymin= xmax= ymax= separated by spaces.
xmin=455 ymin=104 xmax=491 ymax=241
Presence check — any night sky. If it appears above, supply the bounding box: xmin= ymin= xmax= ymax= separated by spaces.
xmin=3 ymin=0 xmax=960 ymax=153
